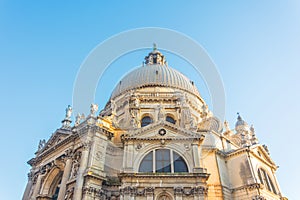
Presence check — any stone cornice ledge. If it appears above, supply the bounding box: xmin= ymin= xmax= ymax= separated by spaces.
xmin=118 ymin=172 xmax=210 ymax=179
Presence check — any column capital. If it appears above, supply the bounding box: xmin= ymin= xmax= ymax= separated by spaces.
xmin=27 ymin=171 xmax=34 ymax=181
xmin=174 ymin=187 xmax=183 ymax=195
xmin=145 ymin=187 xmax=154 ymax=195
xmin=82 ymin=141 xmax=92 ymax=151
xmin=64 ymin=149 xmax=73 ymax=159
xmin=191 ymin=186 xmax=207 ymax=195
xmin=39 ymin=161 xmax=54 ymax=175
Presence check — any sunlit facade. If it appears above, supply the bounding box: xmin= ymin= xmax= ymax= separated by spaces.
xmin=23 ymin=48 xmax=287 ymax=200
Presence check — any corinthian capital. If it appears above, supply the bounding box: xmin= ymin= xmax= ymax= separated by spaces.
xmin=82 ymin=141 xmax=92 ymax=150
xmin=65 ymin=149 xmax=73 ymax=158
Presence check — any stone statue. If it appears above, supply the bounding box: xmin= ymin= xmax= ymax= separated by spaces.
xmin=157 ymin=105 xmax=165 ymax=121
xmin=224 ymin=120 xmax=230 ymax=132
xmin=38 ymin=139 xmax=46 ymax=150
xmin=130 ymin=109 xmax=139 ymax=128
xmin=70 ymin=152 xmax=81 ymax=179
xmin=250 ymin=125 xmax=259 ymax=145
xmin=250 ymin=125 xmax=255 ymax=133
xmin=75 ymin=113 xmax=85 ymax=126
xmin=111 ymin=100 xmax=117 ymax=115
xmin=133 ymin=97 xmax=139 ymax=107
xmin=65 ymin=105 xmax=72 ymax=119
xmin=181 ymin=108 xmax=191 ymax=128
xmin=263 ymin=144 xmax=270 ymax=154
xmin=179 ymin=95 xmax=187 ymax=106
xmin=90 ymin=103 xmax=99 ymax=116
xmin=190 ymin=117 xmax=197 ymax=130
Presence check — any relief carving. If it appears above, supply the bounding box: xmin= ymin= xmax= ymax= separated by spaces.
xmin=70 ymin=151 xmax=81 ymax=179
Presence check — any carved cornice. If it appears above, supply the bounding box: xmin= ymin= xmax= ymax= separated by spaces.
xmin=128 ymin=121 xmax=202 ymax=138
xmin=111 ymin=85 xmax=204 ymax=103
xmin=76 ymin=124 xmax=114 ymax=140
xmin=121 ymin=122 xmax=205 ymax=143
xmin=123 ymin=137 xmax=201 ymax=142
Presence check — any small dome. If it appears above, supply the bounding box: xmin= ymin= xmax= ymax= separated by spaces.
xmin=111 ymin=48 xmax=201 ymax=99
xmin=235 ymin=113 xmax=248 ymax=127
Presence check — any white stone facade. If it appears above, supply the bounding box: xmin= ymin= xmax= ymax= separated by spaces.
xmin=22 ymin=48 xmax=287 ymax=200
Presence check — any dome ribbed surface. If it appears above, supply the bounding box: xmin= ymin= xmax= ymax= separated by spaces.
xmin=111 ymin=64 xmax=201 ymax=99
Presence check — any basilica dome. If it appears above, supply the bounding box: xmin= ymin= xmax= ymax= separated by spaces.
xmin=111 ymin=48 xmax=201 ymax=99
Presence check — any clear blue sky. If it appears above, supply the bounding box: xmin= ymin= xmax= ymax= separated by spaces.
xmin=0 ymin=1 xmax=299 ymax=199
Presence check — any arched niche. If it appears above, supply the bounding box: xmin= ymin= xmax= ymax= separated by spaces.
xmin=40 ymin=167 xmax=63 ymax=198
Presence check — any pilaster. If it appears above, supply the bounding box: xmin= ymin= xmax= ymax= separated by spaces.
xmin=22 ymin=171 xmax=34 ymax=200
xmin=57 ymin=150 xmax=73 ymax=200
xmin=73 ymin=142 xmax=91 ymax=200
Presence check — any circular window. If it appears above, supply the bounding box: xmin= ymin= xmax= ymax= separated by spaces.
xmin=158 ymin=129 xmax=166 ymax=136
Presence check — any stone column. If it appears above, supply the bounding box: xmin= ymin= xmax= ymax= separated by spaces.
xmin=57 ymin=151 xmax=73 ymax=200
xmin=73 ymin=143 xmax=90 ymax=200
xmin=31 ymin=173 xmax=44 ymax=200
xmin=22 ymin=172 xmax=34 ymax=200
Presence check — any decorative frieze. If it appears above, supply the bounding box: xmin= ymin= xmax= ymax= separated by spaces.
xmin=174 ymin=187 xmax=207 ymax=196
xmin=120 ymin=186 xmax=154 ymax=197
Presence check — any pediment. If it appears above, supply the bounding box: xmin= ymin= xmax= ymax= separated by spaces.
xmin=37 ymin=129 xmax=71 ymax=154
xmin=254 ymin=145 xmax=275 ymax=166
xmin=125 ymin=121 xmax=204 ymax=140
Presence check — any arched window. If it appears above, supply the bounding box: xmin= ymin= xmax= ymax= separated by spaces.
xmin=173 ymin=152 xmax=188 ymax=172
xmin=141 ymin=116 xmax=153 ymax=127
xmin=52 ymin=185 xmax=60 ymax=200
xmin=139 ymin=151 xmax=153 ymax=172
xmin=257 ymin=168 xmax=277 ymax=194
xmin=166 ymin=116 xmax=176 ymax=124
xmin=139 ymin=149 xmax=188 ymax=173
xmin=156 ymin=149 xmax=171 ymax=172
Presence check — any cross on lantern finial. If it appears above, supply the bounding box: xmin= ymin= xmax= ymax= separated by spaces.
xmin=145 ymin=43 xmax=166 ymax=65
xmin=153 ymin=43 xmax=157 ymax=51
